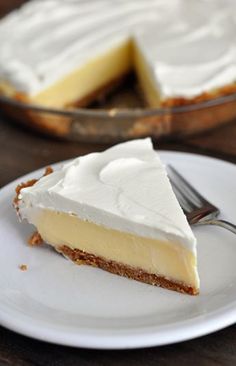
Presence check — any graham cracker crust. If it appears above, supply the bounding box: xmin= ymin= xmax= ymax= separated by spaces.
xmin=58 ymin=245 xmax=198 ymax=295
xmin=161 ymin=83 xmax=236 ymax=107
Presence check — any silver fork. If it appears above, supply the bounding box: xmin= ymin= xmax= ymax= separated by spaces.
xmin=168 ymin=165 xmax=236 ymax=235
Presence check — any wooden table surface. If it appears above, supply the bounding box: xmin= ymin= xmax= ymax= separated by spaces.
xmin=1 ymin=1 xmax=236 ymax=365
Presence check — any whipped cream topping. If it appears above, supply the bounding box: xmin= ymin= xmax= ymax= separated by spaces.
xmin=18 ymin=139 xmax=196 ymax=253
xmin=1 ymin=0 xmax=236 ymax=99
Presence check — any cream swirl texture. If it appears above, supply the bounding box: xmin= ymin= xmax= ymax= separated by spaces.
xmin=18 ymin=139 xmax=196 ymax=252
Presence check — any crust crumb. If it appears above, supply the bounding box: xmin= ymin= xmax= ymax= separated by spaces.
xmin=13 ymin=167 xmax=53 ymax=207
xmin=43 ymin=166 xmax=53 ymax=176
xmin=13 ymin=168 xmax=52 ymax=247
xmin=19 ymin=264 xmax=28 ymax=271
xmin=14 ymin=179 xmax=37 ymax=207
xmin=28 ymin=231 xmax=43 ymax=246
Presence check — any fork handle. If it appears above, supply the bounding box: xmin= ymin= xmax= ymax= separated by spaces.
xmin=197 ymin=219 xmax=236 ymax=235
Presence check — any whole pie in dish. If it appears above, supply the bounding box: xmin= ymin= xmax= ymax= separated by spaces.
xmin=14 ymin=139 xmax=200 ymax=295
xmin=1 ymin=0 xmax=236 ymax=110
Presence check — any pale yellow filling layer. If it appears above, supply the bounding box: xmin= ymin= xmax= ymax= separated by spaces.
xmin=134 ymin=46 xmax=161 ymax=107
xmin=0 ymin=42 xmax=132 ymax=107
xmin=31 ymin=41 xmax=133 ymax=107
xmin=36 ymin=209 xmax=199 ymax=288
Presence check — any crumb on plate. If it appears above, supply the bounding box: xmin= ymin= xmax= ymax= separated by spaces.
xmin=28 ymin=231 xmax=43 ymax=246
xmin=19 ymin=264 xmax=28 ymax=271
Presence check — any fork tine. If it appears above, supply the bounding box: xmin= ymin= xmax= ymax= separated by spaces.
xmin=169 ymin=177 xmax=196 ymax=213
xmin=168 ymin=165 xmax=207 ymax=206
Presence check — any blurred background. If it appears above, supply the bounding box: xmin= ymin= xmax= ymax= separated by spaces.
xmin=0 ymin=0 xmax=236 ymax=189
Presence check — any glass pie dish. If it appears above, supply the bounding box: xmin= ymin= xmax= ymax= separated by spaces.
xmin=1 ymin=78 xmax=236 ymax=143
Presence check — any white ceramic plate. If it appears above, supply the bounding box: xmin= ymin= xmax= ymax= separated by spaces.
xmin=0 ymin=151 xmax=236 ymax=349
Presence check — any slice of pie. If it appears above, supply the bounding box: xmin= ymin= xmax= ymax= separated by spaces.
xmin=14 ymin=139 xmax=200 ymax=295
